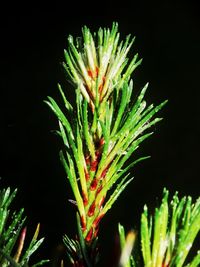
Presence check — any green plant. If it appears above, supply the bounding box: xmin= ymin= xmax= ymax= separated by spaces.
xmin=1 ymin=22 xmax=199 ymax=267
xmin=45 ymin=22 xmax=167 ymax=266
xmin=118 ymin=188 xmax=200 ymax=267
xmin=0 ymin=187 xmax=48 ymax=267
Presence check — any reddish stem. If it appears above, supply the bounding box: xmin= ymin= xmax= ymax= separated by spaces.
xmin=80 ymin=215 xmax=86 ymax=232
xmin=90 ymin=151 xmax=101 ymax=172
xmin=96 ymin=184 xmax=103 ymax=195
xmin=99 ymin=137 xmax=105 ymax=147
xmin=99 ymin=196 xmax=105 ymax=208
xmin=85 ymin=228 xmax=93 ymax=242
xmin=87 ymin=69 xmax=93 ymax=78
xmin=90 ymin=159 xmax=98 ymax=172
xmin=84 ymin=169 xmax=90 ymax=182
xmin=93 ymin=214 xmax=104 ymax=229
xmin=88 ymin=201 xmax=96 ymax=217
xmin=95 ymin=66 xmax=99 ymax=77
xmin=101 ymin=167 xmax=108 ymax=179
xmin=82 ymin=192 xmax=88 ymax=206
xmin=87 ymin=67 xmax=99 ymax=79
xmin=94 ymin=226 xmax=99 ymax=238
xmin=90 ymin=178 xmax=98 ymax=191
xmin=99 ymin=76 xmax=106 ymax=93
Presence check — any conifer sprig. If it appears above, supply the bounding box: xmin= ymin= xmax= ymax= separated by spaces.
xmin=0 ymin=187 xmax=48 ymax=267
xmin=45 ymin=22 xmax=167 ymax=265
xmin=63 ymin=22 xmax=142 ymax=112
xmin=140 ymin=188 xmax=200 ymax=267
xmin=118 ymin=189 xmax=200 ymax=267
xmin=46 ymin=80 xmax=167 ymax=243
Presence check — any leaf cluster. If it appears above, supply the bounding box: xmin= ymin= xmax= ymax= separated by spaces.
xmin=0 ymin=188 xmax=48 ymax=267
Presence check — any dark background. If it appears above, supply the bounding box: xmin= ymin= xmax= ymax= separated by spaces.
xmin=0 ymin=1 xmax=200 ymax=266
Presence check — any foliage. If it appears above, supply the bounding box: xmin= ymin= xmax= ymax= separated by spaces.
xmin=0 ymin=187 xmax=48 ymax=267
xmin=1 ymin=22 xmax=199 ymax=267
xmin=45 ymin=22 xmax=167 ymax=265
xmin=118 ymin=188 xmax=200 ymax=267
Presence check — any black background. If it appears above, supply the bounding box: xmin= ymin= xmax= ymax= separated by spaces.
xmin=0 ymin=1 xmax=200 ymax=266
